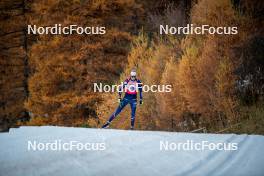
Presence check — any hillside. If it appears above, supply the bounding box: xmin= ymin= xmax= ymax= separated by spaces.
xmin=0 ymin=0 xmax=263 ymax=133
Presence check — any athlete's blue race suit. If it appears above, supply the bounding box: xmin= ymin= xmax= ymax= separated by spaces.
xmin=103 ymin=77 xmax=143 ymax=129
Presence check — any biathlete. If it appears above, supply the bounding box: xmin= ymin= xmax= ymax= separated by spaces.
xmin=102 ymin=69 xmax=143 ymax=130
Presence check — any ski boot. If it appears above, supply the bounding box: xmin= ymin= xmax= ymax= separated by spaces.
xmin=102 ymin=121 xmax=110 ymax=129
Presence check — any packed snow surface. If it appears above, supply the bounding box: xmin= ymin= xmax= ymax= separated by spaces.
xmin=0 ymin=126 xmax=264 ymax=176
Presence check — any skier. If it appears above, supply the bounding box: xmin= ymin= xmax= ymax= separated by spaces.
xmin=102 ymin=69 xmax=143 ymax=130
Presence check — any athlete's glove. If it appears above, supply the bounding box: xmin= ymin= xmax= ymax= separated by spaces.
xmin=139 ymin=99 xmax=143 ymax=105
xmin=118 ymin=98 xmax=123 ymax=107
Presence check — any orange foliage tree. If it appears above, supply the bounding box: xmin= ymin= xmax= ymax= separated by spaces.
xmin=25 ymin=0 xmax=143 ymax=126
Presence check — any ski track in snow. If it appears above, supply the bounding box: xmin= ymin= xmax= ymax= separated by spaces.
xmin=0 ymin=126 xmax=264 ymax=176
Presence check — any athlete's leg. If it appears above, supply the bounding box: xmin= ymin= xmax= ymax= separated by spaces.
xmin=107 ymin=99 xmax=129 ymax=123
xmin=130 ymin=99 xmax=137 ymax=129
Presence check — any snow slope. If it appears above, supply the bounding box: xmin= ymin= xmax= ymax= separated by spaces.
xmin=0 ymin=126 xmax=264 ymax=176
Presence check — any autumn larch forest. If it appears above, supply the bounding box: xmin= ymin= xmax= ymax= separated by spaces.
xmin=0 ymin=0 xmax=263 ymax=133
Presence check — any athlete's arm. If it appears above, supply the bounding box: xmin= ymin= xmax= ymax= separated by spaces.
xmin=137 ymin=80 xmax=143 ymax=100
xmin=118 ymin=79 xmax=128 ymax=98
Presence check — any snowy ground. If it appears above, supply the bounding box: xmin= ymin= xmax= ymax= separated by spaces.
xmin=0 ymin=126 xmax=264 ymax=176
